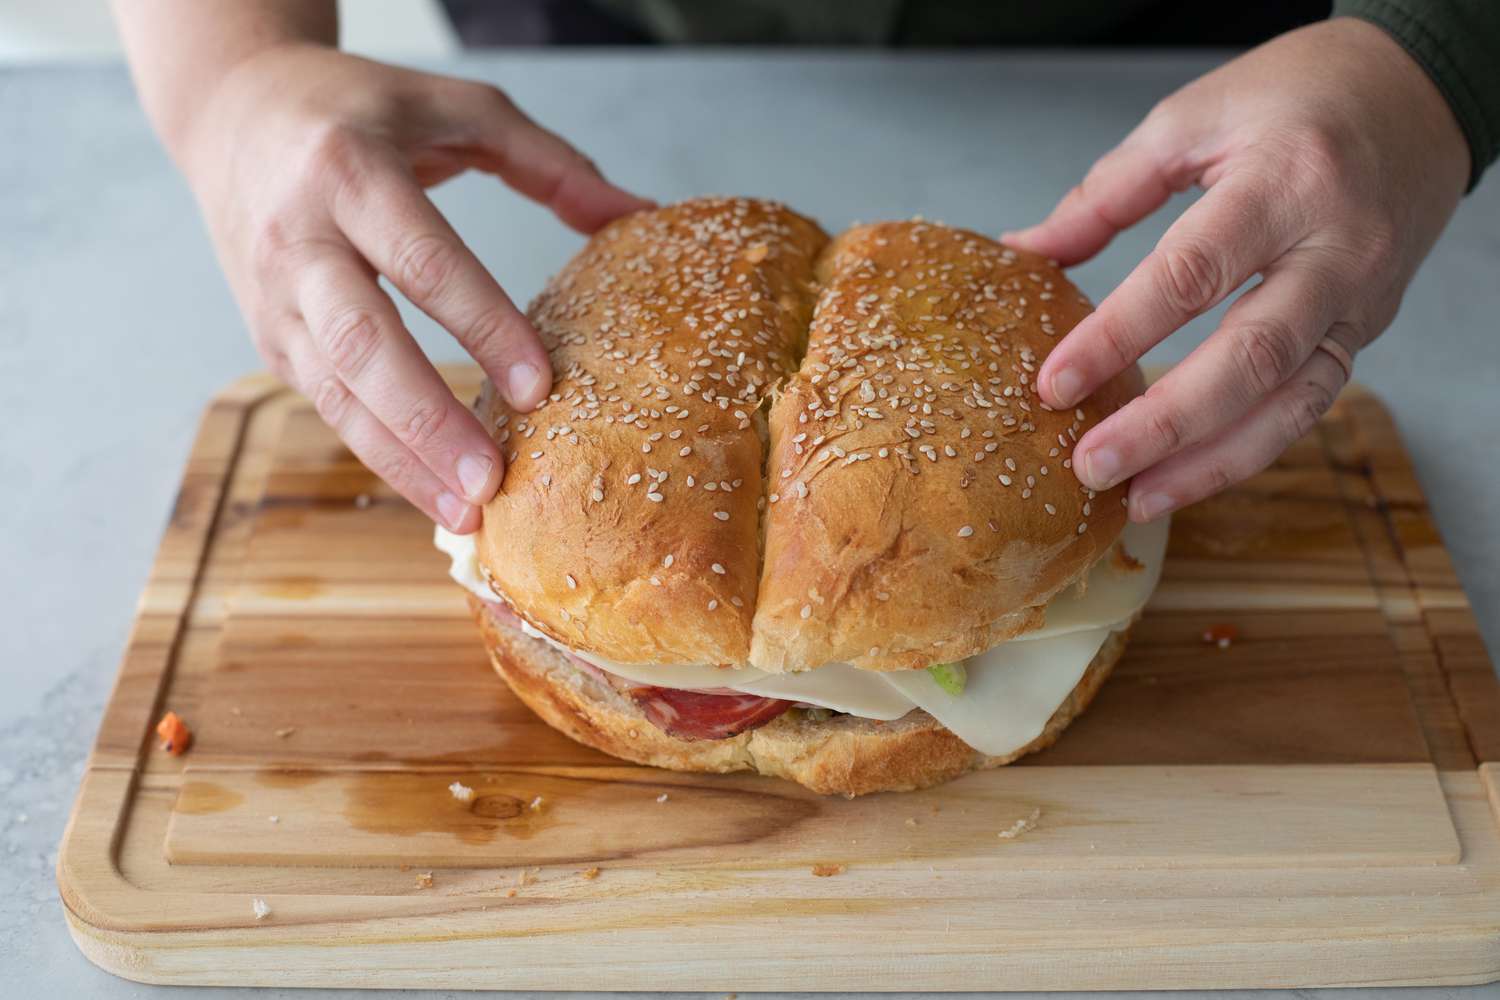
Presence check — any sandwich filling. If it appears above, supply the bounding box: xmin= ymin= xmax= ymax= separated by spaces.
xmin=435 ymin=515 xmax=1167 ymax=758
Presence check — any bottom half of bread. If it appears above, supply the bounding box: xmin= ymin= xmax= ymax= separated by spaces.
xmin=467 ymin=594 xmax=1126 ymax=796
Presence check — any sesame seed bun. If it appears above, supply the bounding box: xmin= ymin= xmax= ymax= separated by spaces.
xmin=474 ymin=198 xmax=1137 ymax=673
xmin=468 ymin=594 xmax=1128 ymax=796
xmin=474 ymin=197 xmax=829 ymax=666
xmin=751 ymin=222 xmax=1138 ymax=672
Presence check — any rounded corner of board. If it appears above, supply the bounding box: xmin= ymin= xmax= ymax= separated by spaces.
xmin=61 ymin=908 xmax=174 ymax=987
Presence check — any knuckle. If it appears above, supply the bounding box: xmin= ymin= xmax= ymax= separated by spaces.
xmin=1093 ymin=316 xmax=1141 ymax=371
xmin=249 ymin=217 xmax=305 ymax=277
xmin=319 ymin=308 xmax=384 ymax=379
xmin=474 ymin=82 xmax=516 ymax=115
xmin=1141 ymin=98 xmax=1183 ymax=139
xmin=1284 ymin=379 xmax=1337 ymax=442
xmin=374 ymin=447 xmax=421 ymax=493
xmin=1200 ymin=460 xmax=1236 ymax=497
xmin=457 ymin=304 xmax=518 ymax=351
xmin=1360 ymin=223 xmax=1400 ymax=274
xmin=308 ymin=374 xmax=353 ymax=427
xmin=391 ymin=234 xmax=459 ymax=301
xmin=1231 ymin=320 xmax=1302 ymax=398
xmin=1140 ymin=397 xmax=1186 ymax=454
xmin=398 ymin=399 xmax=450 ymax=448
xmin=1156 ymin=239 xmax=1226 ymax=315
xmin=261 ymin=346 xmax=294 ymax=384
xmin=305 ymin=123 xmax=366 ymax=191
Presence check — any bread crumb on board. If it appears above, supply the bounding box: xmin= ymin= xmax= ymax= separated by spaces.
xmin=274 ymin=726 xmax=296 ymax=739
xmin=155 ymin=711 xmax=191 ymax=756
xmin=580 ymin=866 xmax=601 ymax=881
xmin=811 ymin=863 xmax=847 ymax=877
xmin=415 ymin=872 xmax=434 ymax=889
xmin=655 ymin=792 xmax=670 ymax=804
xmin=997 ymin=807 xmax=1042 ymax=840
xmin=251 ymin=898 xmax=271 ymax=921
xmin=449 ymin=781 xmax=475 ymax=803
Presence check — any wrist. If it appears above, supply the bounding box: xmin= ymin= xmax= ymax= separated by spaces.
xmin=1327 ymin=15 xmax=1471 ymax=194
xmin=170 ymin=41 xmax=326 ymax=186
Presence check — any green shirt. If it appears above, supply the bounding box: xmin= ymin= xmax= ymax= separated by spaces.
xmin=585 ymin=0 xmax=1500 ymax=189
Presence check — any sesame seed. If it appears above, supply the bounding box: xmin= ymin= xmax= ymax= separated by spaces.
xmin=999 ymin=474 xmax=1012 ymax=486
xmin=713 ymin=510 xmax=729 ymax=521
xmin=1077 ymin=523 xmax=1087 ymax=534
xmin=565 ymin=574 xmax=577 ymax=589
xmin=663 ymin=554 xmax=674 ymax=568
xmin=707 ymin=599 xmax=718 ymax=611
xmin=957 ymin=525 xmax=974 ymax=537
xmin=711 ymin=563 xmax=726 ymax=575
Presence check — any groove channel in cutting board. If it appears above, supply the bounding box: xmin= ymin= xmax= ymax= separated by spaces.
xmin=57 ymin=367 xmax=1500 ymax=991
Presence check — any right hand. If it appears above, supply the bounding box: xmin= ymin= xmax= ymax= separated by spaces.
xmin=180 ymin=45 xmax=651 ymax=532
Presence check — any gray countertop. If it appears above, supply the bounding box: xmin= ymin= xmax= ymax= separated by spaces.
xmin=2 ymin=51 xmax=1498 ymax=999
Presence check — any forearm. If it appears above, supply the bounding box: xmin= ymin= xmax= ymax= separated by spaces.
xmin=109 ymin=0 xmax=337 ymax=163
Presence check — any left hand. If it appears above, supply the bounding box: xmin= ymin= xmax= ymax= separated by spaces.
xmin=1006 ymin=17 xmax=1469 ymax=522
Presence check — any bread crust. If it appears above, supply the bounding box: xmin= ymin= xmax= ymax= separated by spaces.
xmin=751 ymin=222 xmax=1137 ymax=671
xmin=473 ymin=202 xmax=1142 ymax=675
xmin=475 ymin=198 xmax=829 ymax=666
xmin=468 ymin=594 xmax=1127 ymax=796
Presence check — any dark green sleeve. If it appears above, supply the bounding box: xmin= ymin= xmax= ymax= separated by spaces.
xmin=1332 ymin=0 xmax=1500 ymax=190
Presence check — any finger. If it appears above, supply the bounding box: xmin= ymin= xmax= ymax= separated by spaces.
xmin=1038 ymin=171 xmax=1296 ymax=411
xmin=445 ymin=82 xmax=654 ymax=234
xmin=1125 ymin=343 xmax=1352 ymax=522
xmin=1004 ymin=141 xmax=1184 ymax=266
xmin=296 ymin=249 xmax=504 ymax=506
xmin=1072 ymin=261 xmax=1349 ymax=491
xmin=328 ymin=159 xmax=553 ymax=411
xmin=283 ymin=330 xmax=482 ymax=534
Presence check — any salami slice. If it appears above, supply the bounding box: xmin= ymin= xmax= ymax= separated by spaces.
xmin=625 ymin=686 xmax=793 ymax=741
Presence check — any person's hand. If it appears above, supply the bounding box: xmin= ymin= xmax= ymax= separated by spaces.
xmin=179 ymin=45 xmax=651 ymax=533
xmin=1006 ymin=18 xmax=1469 ymax=522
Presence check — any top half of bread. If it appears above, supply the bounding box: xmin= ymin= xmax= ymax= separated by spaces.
xmin=474 ymin=198 xmax=1137 ymax=672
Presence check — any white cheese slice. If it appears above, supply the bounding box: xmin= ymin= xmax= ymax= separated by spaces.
xmin=879 ymin=627 xmax=1112 ymax=757
xmin=1010 ymin=516 xmax=1169 ymax=642
xmin=435 ymin=521 xmax=1157 ymax=757
xmin=433 ymin=525 xmax=500 ymax=602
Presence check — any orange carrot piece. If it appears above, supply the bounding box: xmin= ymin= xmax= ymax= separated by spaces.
xmin=156 ymin=711 xmax=192 ymax=755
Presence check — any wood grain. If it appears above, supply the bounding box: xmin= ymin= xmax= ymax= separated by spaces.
xmin=55 ymin=368 xmax=1500 ymax=990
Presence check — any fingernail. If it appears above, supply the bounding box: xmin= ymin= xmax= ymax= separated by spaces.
xmin=1082 ymin=447 xmax=1122 ymax=491
xmin=1051 ymin=367 xmax=1085 ymax=407
xmin=436 ymin=491 xmax=473 ymax=532
xmin=1132 ymin=492 xmax=1175 ymax=522
xmin=457 ymin=453 xmax=496 ymax=504
xmin=506 ymin=363 xmax=545 ymax=409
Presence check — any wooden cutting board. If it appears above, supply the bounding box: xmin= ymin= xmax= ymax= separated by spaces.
xmin=57 ymin=367 xmax=1500 ymax=990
